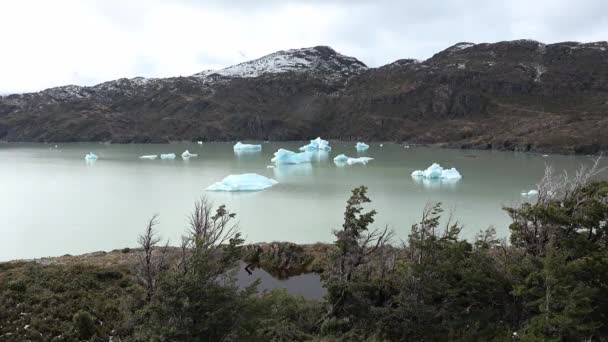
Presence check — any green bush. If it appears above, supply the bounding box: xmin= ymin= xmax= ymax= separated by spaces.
xmin=73 ymin=310 xmax=96 ymax=339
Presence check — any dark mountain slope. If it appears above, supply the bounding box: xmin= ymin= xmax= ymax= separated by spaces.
xmin=1 ymin=41 xmax=607 ymax=154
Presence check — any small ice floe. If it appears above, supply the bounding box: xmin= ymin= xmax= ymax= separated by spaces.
xmin=404 ymin=145 xmax=411 ymax=149
xmin=347 ymin=157 xmax=373 ymax=165
xmin=84 ymin=152 xmax=98 ymax=161
xmin=266 ymin=165 xmax=275 ymax=169
xmin=380 ymin=144 xmax=384 ymax=147
xmin=355 ymin=142 xmax=369 ymax=151
xmin=521 ymin=189 xmax=539 ymax=197
xmin=271 ymin=149 xmax=312 ymax=165
xmin=542 ymin=154 xmax=549 ymax=157
xmin=333 ymin=154 xmax=373 ymax=165
xmin=206 ymin=173 xmax=278 ymax=191
xmin=139 ymin=155 xmax=158 ymax=160
xmin=233 ymin=142 xmax=262 ymax=152
xmin=411 ymin=163 xmax=462 ymax=180
xmin=299 ymin=137 xmax=331 ymax=151
xmin=197 ymin=141 xmax=203 ymax=145
xmin=160 ymin=153 xmax=176 ymax=160
xmin=181 ymin=150 xmax=198 ymax=159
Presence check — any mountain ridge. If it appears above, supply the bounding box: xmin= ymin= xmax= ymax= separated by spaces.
xmin=1 ymin=40 xmax=607 ymax=154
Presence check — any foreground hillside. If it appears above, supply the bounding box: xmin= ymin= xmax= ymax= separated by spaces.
xmin=1 ymin=40 xmax=607 ymax=154
xmin=1 ymin=172 xmax=607 ymax=340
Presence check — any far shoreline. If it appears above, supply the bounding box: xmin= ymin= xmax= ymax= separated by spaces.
xmin=1 ymin=139 xmax=604 ymax=156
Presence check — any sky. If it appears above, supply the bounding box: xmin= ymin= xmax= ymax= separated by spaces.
xmin=1 ymin=0 xmax=607 ymax=94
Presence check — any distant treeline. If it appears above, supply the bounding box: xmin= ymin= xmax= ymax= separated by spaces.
xmin=1 ymin=161 xmax=607 ymax=341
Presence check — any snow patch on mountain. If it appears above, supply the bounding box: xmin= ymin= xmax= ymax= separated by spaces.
xmin=192 ymin=46 xmax=367 ymax=81
xmin=41 ymin=85 xmax=91 ymax=100
xmin=452 ymin=42 xmax=475 ymax=51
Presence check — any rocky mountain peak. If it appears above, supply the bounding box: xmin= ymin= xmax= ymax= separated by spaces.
xmin=192 ymin=46 xmax=367 ymax=81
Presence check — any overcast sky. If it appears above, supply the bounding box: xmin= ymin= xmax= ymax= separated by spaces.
xmin=1 ymin=0 xmax=607 ymax=94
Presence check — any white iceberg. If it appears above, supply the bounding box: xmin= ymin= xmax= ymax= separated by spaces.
xmin=299 ymin=137 xmax=331 ymax=151
xmin=84 ymin=152 xmax=97 ymax=161
xmin=139 ymin=155 xmax=158 ymax=160
xmin=355 ymin=142 xmax=369 ymax=151
xmin=333 ymin=154 xmax=373 ymax=165
xmin=521 ymin=189 xmax=539 ymax=197
xmin=233 ymin=142 xmax=262 ymax=152
xmin=266 ymin=165 xmax=275 ymax=169
xmin=271 ymin=149 xmax=312 ymax=165
xmin=411 ymin=163 xmax=462 ymax=180
xmin=206 ymin=173 xmax=278 ymax=192
xmin=380 ymin=144 xmax=384 ymax=147
xmin=197 ymin=141 xmax=203 ymax=145
xmin=160 ymin=153 xmax=176 ymax=160
xmin=181 ymin=150 xmax=198 ymax=159
xmin=333 ymin=154 xmax=350 ymax=163
xmin=347 ymin=157 xmax=374 ymax=165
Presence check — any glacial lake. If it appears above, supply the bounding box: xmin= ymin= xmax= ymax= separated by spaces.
xmin=1 ymin=142 xmax=605 ymax=261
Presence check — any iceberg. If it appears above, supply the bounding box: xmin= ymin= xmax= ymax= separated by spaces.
xmin=139 ymin=155 xmax=158 ymax=160
xmin=333 ymin=154 xmax=350 ymax=163
xmin=181 ymin=150 xmax=198 ymax=159
xmin=197 ymin=141 xmax=203 ymax=145
xmin=233 ymin=142 xmax=262 ymax=152
xmin=347 ymin=157 xmax=374 ymax=165
xmin=271 ymin=149 xmax=312 ymax=165
xmin=84 ymin=152 xmax=97 ymax=161
xmin=160 ymin=153 xmax=176 ymax=160
xmin=411 ymin=163 xmax=462 ymax=180
xmin=355 ymin=142 xmax=369 ymax=151
xmin=299 ymin=137 xmax=331 ymax=151
xmin=521 ymin=189 xmax=539 ymax=197
xmin=333 ymin=154 xmax=373 ymax=165
xmin=206 ymin=173 xmax=278 ymax=192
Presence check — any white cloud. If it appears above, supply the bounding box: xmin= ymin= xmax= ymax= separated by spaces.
xmin=1 ymin=0 xmax=606 ymax=93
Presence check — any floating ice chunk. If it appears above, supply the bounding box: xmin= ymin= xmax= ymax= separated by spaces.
xmin=355 ymin=142 xmax=369 ymax=151
xmin=347 ymin=157 xmax=373 ymax=165
xmin=404 ymin=145 xmax=411 ymax=149
xmin=197 ymin=141 xmax=203 ymax=145
xmin=521 ymin=189 xmax=539 ymax=197
xmin=233 ymin=142 xmax=262 ymax=152
xmin=181 ymin=150 xmax=198 ymax=159
xmin=139 ymin=155 xmax=158 ymax=160
xmin=299 ymin=137 xmax=331 ymax=151
xmin=84 ymin=152 xmax=97 ymax=161
xmin=334 ymin=154 xmax=373 ymax=165
xmin=380 ymin=144 xmax=384 ymax=147
xmin=411 ymin=163 xmax=462 ymax=180
xmin=333 ymin=154 xmax=350 ymax=163
xmin=160 ymin=153 xmax=176 ymax=159
xmin=271 ymin=149 xmax=312 ymax=165
xmin=542 ymin=154 xmax=549 ymax=157
xmin=206 ymin=173 xmax=278 ymax=191
xmin=441 ymin=168 xmax=463 ymax=179
xmin=266 ymin=165 xmax=275 ymax=169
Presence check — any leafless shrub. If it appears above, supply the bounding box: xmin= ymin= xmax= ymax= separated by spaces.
xmin=537 ymin=155 xmax=605 ymax=203
xmin=135 ymin=214 xmax=168 ymax=301
xmin=178 ymin=197 xmax=241 ymax=277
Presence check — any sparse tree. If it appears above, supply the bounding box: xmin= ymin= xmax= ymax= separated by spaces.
xmin=135 ymin=214 xmax=168 ymax=301
xmin=139 ymin=197 xmax=255 ymax=341
xmin=322 ymin=186 xmax=392 ymax=333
